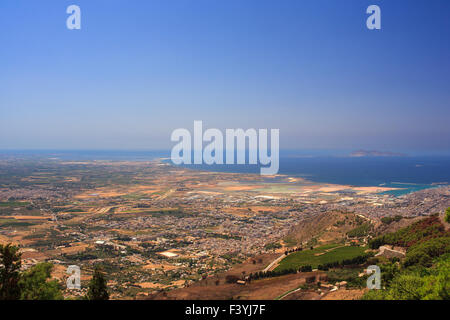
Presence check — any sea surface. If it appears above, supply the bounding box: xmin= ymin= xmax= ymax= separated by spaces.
xmin=2 ymin=150 xmax=449 ymax=196
xmin=179 ymin=155 xmax=450 ymax=196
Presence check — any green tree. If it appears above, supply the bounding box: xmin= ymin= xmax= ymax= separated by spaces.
xmin=0 ymin=243 xmax=21 ymax=300
xmin=363 ymin=255 xmax=450 ymax=300
xmin=445 ymin=207 xmax=450 ymax=223
xmin=403 ymin=236 xmax=450 ymax=268
xmin=86 ymin=266 xmax=109 ymax=300
xmin=380 ymin=261 xmax=400 ymax=286
xmin=19 ymin=263 xmax=63 ymax=300
xmin=420 ymin=259 xmax=450 ymax=300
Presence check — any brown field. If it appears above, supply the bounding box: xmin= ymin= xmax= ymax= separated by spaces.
xmin=2 ymin=215 xmax=52 ymax=220
xmin=51 ymin=264 xmax=91 ymax=281
xmin=221 ymin=185 xmax=258 ymax=191
xmin=146 ymin=252 xmax=325 ymax=300
xmin=142 ymin=262 xmax=179 ymax=271
xmin=58 ymin=243 xmax=90 ymax=254
xmin=223 ymin=206 xmax=292 ymax=217
xmin=281 ymin=291 xmax=322 ymax=300
xmin=74 ymin=185 xmax=163 ymax=199
xmin=21 ymin=250 xmax=48 ymax=261
xmin=321 ymin=288 xmax=367 ymax=300
xmin=149 ymin=271 xmax=325 ymax=300
xmin=138 ymin=282 xmax=165 ymax=289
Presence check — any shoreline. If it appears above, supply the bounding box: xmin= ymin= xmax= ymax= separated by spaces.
xmin=161 ymin=160 xmax=444 ymax=197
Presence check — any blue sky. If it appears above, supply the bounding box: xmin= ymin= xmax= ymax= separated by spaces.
xmin=1 ymin=0 xmax=449 ymax=153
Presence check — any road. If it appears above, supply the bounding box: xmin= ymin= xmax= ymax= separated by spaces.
xmin=262 ymin=253 xmax=286 ymax=272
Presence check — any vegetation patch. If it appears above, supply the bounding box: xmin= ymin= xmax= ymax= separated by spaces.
xmin=275 ymin=244 xmax=368 ymax=271
xmin=0 ymin=219 xmax=39 ymax=228
xmin=364 ymin=215 xmax=450 ymax=300
xmin=369 ymin=215 xmax=449 ymax=249
xmin=264 ymin=242 xmax=281 ymax=250
xmin=0 ymin=201 xmax=30 ymax=207
xmin=326 ymin=268 xmax=367 ymax=288
xmin=347 ymin=223 xmax=371 ymax=238
xmin=381 ymin=215 xmax=403 ymax=225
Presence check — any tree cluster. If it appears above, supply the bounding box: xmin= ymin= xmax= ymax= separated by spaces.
xmin=0 ymin=243 xmax=109 ymax=300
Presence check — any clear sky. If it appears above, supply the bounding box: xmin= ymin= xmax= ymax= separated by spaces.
xmin=1 ymin=0 xmax=449 ymax=153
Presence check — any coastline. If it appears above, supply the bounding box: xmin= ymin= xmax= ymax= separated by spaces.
xmin=161 ymin=159 xmax=445 ymax=197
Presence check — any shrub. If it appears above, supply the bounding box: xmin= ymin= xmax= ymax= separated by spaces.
xmin=225 ymin=275 xmax=240 ymax=283
xmin=300 ymin=265 xmax=312 ymax=272
xmin=381 ymin=215 xmax=403 ymax=225
xmin=264 ymin=242 xmax=281 ymax=250
xmin=369 ymin=215 xmax=447 ymax=249
xmin=403 ymin=237 xmax=450 ymax=268
xmin=347 ymin=223 xmax=371 ymax=237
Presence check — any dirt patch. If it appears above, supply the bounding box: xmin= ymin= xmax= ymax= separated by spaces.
xmin=321 ymin=288 xmax=366 ymax=300
xmin=149 ymin=271 xmax=324 ymax=300
xmin=142 ymin=262 xmax=178 ymax=271
xmin=3 ymin=215 xmax=52 ymax=220
xmin=281 ymin=290 xmax=322 ymax=300
xmin=59 ymin=243 xmax=90 ymax=254
xmin=138 ymin=282 xmax=165 ymax=289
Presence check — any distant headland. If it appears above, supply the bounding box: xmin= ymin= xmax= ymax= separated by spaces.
xmin=350 ymin=150 xmax=407 ymax=157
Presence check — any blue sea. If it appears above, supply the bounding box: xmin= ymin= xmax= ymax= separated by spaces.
xmin=178 ymin=154 xmax=450 ymax=196
xmin=2 ymin=150 xmax=450 ymax=196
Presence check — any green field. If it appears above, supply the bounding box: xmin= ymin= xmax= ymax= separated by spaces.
xmin=0 ymin=218 xmax=39 ymax=228
xmin=274 ymin=244 xmax=367 ymax=271
xmin=0 ymin=201 xmax=30 ymax=207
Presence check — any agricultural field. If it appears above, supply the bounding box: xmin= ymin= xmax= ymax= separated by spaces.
xmin=0 ymin=201 xmax=30 ymax=207
xmin=275 ymin=244 xmax=368 ymax=271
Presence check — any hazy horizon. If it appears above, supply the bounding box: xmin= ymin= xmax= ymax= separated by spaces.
xmin=1 ymin=148 xmax=450 ymax=157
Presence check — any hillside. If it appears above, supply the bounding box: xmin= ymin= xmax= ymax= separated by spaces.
xmin=148 ymin=212 xmax=377 ymax=300
xmin=285 ymin=211 xmax=372 ymax=247
xmin=274 ymin=244 xmax=368 ymax=272
xmin=369 ymin=214 xmax=449 ymax=248
xmin=147 ymin=211 xmax=450 ymax=301
xmin=364 ymin=214 xmax=450 ymax=300
xmin=374 ymin=215 xmax=423 ymax=235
